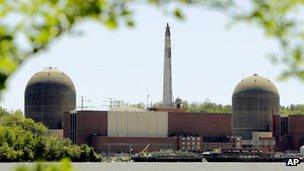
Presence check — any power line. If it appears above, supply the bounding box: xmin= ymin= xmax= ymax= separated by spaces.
xmin=77 ymin=95 xmax=92 ymax=110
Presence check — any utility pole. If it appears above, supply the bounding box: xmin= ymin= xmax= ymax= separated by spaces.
xmin=80 ymin=96 xmax=84 ymax=110
xmin=106 ymin=97 xmax=113 ymax=109
xmin=109 ymin=98 xmax=113 ymax=109
xmin=105 ymin=98 xmax=125 ymax=109
xmin=146 ymin=88 xmax=151 ymax=109
xmin=78 ymin=96 xmax=92 ymax=110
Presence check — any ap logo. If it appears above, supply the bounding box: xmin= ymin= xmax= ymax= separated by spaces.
xmin=286 ymin=158 xmax=300 ymax=166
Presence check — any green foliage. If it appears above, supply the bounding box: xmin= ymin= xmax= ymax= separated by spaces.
xmin=1 ymin=0 xmax=304 ymax=97
xmin=0 ymin=0 xmax=233 ymax=95
xmin=186 ymin=102 xmax=304 ymax=115
xmin=234 ymin=0 xmax=304 ymax=81
xmin=280 ymin=104 xmax=304 ymax=115
xmin=108 ymin=100 xmax=146 ymax=109
xmin=154 ymin=98 xmax=304 ymax=115
xmin=0 ymin=106 xmax=9 ymax=117
xmin=16 ymin=158 xmax=74 ymax=171
xmin=0 ymin=108 xmax=101 ymax=162
xmin=184 ymin=99 xmax=232 ymax=113
xmin=150 ymin=99 xmax=232 ymax=113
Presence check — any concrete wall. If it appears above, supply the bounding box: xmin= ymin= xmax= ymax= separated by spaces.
xmin=168 ymin=112 xmax=231 ymax=137
xmin=202 ymin=142 xmax=235 ymax=151
xmin=63 ymin=110 xmax=108 ymax=144
xmin=77 ymin=111 xmax=108 ymax=144
xmin=108 ymin=111 xmax=168 ymax=137
xmin=232 ymin=90 xmax=280 ymax=140
xmin=90 ymin=137 xmax=178 ymax=153
xmin=288 ymin=115 xmax=304 ymax=150
xmin=89 ymin=136 xmax=235 ymax=153
xmin=251 ymin=132 xmax=272 ymax=140
xmin=273 ymin=115 xmax=281 ymax=137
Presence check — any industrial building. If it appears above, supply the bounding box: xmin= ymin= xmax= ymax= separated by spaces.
xmin=63 ymin=110 xmax=233 ymax=153
xmin=24 ymin=67 xmax=76 ymax=131
xmin=61 ymin=109 xmax=304 ymax=154
xmin=232 ymin=74 xmax=280 ymax=139
xmin=24 ymin=24 xmax=304 ymax=155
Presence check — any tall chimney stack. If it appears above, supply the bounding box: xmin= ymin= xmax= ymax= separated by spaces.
xmin=163 ymin=23 xmax=173 ymax=108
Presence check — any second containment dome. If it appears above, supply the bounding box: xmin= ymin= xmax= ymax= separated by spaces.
xmin=232 ymin=74 xmax=280 ymax=139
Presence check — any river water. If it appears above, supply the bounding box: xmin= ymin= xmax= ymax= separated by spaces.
xmin=1 ymin=162 xmax=303 ymax=171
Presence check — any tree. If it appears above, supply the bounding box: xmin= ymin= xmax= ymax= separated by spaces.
xmin=151 ymin=99 xmax=304 ymax=115
xmin=0 ymin=0 xmax=232 ymax=94
xmin=0 ymin=109 xmax=101 ymax=162
xmin=234 ymin=0 xmax=304 ymax=81
xmin=280 ymin=104 xmax=304 ymax=115
xmin=184 ymin=100 xmax=232 ymax=113
xmin=1 ymin=0 xmax=304 ymax=96
xmin=15 ymin=158 xmax=74 ymax=171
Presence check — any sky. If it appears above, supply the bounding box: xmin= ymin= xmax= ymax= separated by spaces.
xmin=2 ymin=5 xmax=304 ymax=111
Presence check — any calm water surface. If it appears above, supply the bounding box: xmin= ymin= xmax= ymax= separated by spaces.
xmin=1 ymin=162 xmax=303 ymax=171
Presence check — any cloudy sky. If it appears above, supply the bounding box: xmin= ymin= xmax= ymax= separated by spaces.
xmin=2 ymin=5 xmax=304 ymax=111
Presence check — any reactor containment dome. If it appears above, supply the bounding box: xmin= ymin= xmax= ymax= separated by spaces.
xmin=232 ymin=74 xmax=280 ymax=139
xmin=24 ymin=67 xmax=76 ymax=129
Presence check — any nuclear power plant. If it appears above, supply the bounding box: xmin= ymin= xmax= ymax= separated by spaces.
xmin=232 ymin=74 xmax=280 ymax=139
xmin=24 ymin=67 xmax=76 ymax=130
xmin=24 ymin=24 xmax=304 ymax=157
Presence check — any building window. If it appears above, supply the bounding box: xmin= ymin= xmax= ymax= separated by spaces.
xmin=187 ymin=142 xmax=190 ymax=145
xmin=182 ymin=142 xmax=185 ymax=145
xmin=192 ymin=142 xmax=195 ymax=145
